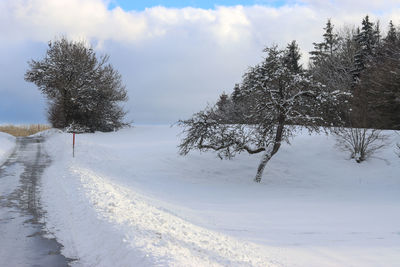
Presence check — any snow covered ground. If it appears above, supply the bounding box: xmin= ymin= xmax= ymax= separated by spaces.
xmin=0 ymin=132 xmax=15 ymax=165
xmin=41 ymin=125 xmax=400 ymax=266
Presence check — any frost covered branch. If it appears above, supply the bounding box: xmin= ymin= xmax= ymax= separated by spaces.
xmin=179 ymin=43 xmax=345 ymax=182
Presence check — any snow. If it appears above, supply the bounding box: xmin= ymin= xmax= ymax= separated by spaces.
xmin=41 ymin=125 xmax=400 ymax=266
xmin=0 ymin=132 xmax=16 ymax=166
xmin=29 ymin=128 xmax=63 ymax=138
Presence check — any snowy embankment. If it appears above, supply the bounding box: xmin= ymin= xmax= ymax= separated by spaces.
xmin=42 ymin=126 xmax=400 ymax=267
xmin=0 ymin=132 xmax=16 ymax=166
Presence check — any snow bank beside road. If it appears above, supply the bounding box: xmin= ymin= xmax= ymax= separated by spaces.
xmin=0 ymin=132 xmax=15 ymax=166
xmin=42 ymin=126 xmax=400 ymax=266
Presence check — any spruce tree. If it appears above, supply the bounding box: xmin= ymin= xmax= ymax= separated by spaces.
xmin=383 ymin=20 xmax=399 ymax=54
xmin=310 ymin=19 xmax=338 ymax=62
xmin=284 ymin=40 xmax=302 ymax=73
xmin=323 ymin=19 xmax=338 ymax=56
xmin=385 ymin=21 xmax=397 ymax=44
xmin=231 ymin=84 xmax=241 ymax=104
xmin=352 ymin=15 xmax=378 ymax=81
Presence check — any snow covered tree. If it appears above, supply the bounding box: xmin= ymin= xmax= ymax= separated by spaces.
xmin=309 ymin=22 xmax=353 ymax=95
xmin=25 ymin=37 xmax=128 ymax=132
xmin=230 ymin=83 xmax=250 ymax=124
xmin=214 ymin=92 xmax=236 ymax=123
xmin=307 ymin=17 xmax=398 ymax=161
xmin=309 ymin=25 xmax=355 ymax=126
xmin=179 ymin=44 xmax=345 ymax=183
xmin=216 ymin=93 xmax=230 ymax=114
xmin=231 ymin=84 xmax=242 ymax=103
xmin=331 ymin=20 xmax=397 ymax=161
xmin=323 ymin=19 xmax=339 ymax=56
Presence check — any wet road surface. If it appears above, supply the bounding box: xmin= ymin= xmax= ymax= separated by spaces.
xmin=0 ymin=136 xmax=72 ymax=266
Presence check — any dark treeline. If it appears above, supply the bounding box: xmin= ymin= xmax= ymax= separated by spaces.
xmin=215 ymin=16 xmax=400 ymax=130
xmin=309 ymin=16 xmax=400 ymax=130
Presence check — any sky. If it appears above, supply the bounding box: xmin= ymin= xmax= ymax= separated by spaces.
xmin=0 ymin=0 xmax=399 ymax=125
xmin=107 ymin=0 xmax=288 ymax=10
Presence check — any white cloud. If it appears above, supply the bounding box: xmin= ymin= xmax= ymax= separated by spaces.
xmin=2 ymin=0 xmax=399 ymax=47
xmin=1 ymin=0 xmax=400 ymax=123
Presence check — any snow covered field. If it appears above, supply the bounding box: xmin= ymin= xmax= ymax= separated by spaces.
xmin=0 ymin=132 xmax=15 ymax=165
xmin=41 ymin=125 xmax=400 ymax=266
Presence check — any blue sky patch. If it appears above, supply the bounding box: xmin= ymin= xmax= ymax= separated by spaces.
xmin=107 ymin=0 xmax=288 ymax=11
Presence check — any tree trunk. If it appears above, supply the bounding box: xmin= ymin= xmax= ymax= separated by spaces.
xmin=254 ymin=115 xmax=285 ymax=183
xmin=254 ymin=149 xmax=273 ymax=183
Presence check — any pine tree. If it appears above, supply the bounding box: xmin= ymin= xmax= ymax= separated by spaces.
xmin=385 ymin=21 xmax=398 ymax=45
xmin=310 ymin=19 xmax=338 ymax=62
xmin=352 ymin=15 xmax=379 ymax=81
xmin=323 ymin=19 xmax=338 ymax=56
xmin=216 ymin=93 xmax=229 ymax=113
xmin=284 ymin=40 xmax=302 ymax=73
xmin=231 ymin=84 xmax=242 ymax=104
xmin=357 ymin=20 xmax=400 ymax=130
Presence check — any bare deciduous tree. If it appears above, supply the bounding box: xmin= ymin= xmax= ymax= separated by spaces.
xmin=179 ymin=44 xmax=345 ymax=182
xmin=333 ymin=127 xmax=388 ymax=162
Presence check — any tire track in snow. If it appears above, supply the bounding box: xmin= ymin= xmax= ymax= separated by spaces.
xmin=0 ymin=137 xmax=73 ymax=266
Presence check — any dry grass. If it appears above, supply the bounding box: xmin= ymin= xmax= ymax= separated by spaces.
xmin=0 ymin=124 xmax=51 ymax=137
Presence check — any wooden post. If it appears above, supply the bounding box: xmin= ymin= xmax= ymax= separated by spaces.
xmin=73 ymin=132 xmax=75 ymax=157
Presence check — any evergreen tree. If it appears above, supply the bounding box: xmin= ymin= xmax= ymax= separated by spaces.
xmin=357 ymin=20 xmax=400 ymax=129
xmin=323 ymin=19 xmax=338 ymax=56
xmin=231 ymin=83 xmax=242 ymax=104
xmin=382 ymin=20 xmax=399 ymax=57
xmin=310 ymin=19 xmax=338 ymax=62
xmin=230 ymin=83 xmax=248 ymax=124
xmin=216 ymin=93 xmax=229 ymax=113
xmin=309 ymin=17 xmax=400 ymax=130
xmin=384 ymin=21 xmax=398 ymax=45
xmin=284 ymin=40 xmax=302 ymax=73
xmin=352 ymin=15 xmax=378 ymax=81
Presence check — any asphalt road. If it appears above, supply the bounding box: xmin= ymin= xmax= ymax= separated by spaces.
xmin=0 ymin=136 xmax=73 ymax=266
